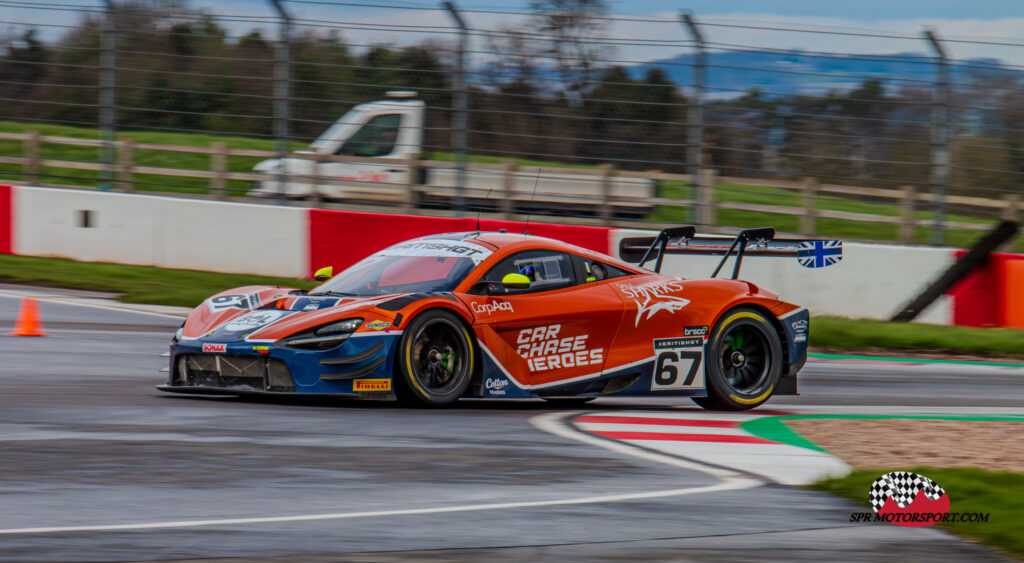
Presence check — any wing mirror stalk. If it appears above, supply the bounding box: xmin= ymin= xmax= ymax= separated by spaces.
xmin=470 ymin=273 xmax=532 ymax=295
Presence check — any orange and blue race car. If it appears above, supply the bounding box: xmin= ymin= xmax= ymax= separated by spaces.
xmin=159 ymin=226 xmax=842 ymax=409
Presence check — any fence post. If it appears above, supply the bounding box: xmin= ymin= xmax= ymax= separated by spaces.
xmin=924 ymin=28 xmax=950 ymax=246
xmin=1001 ymin=193 xmax=1020 ymax=222
xmin=598 ymin=164 xmax=615 ymax=220
xmin=681 ymin=12 xmax=706 ymax=226
xmin=269 ymin=0 xmax=292 ymax=197
xmin=211 ymin=142 xmax=227 ymax=199
xmin=444 ymin=1 xmax=469 ymax=215
xmin=404 ymin=157 xmax=418 ymax=213
xmin=900 ymin=185 xmax=916 ymax=243
xmin=502 ymin=160 xmax=517 ymax=219
xmin=25 ymin=129 xmax=40 ymax=183
xmin=697 ymin=167 xmax=715 ymax=227
xmin=307 ymin=153 xmax=323 ymax=207
xmin=117 ymin=137 xmax=133 ymax=191
xmin=99 ymin=0 xmax=118 ymax=190
xmin=799 ymin=177 xmax=817 ymax=236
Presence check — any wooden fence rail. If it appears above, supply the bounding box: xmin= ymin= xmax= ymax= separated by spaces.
xmin=0 ymin=130 xmax=1014 ymax=242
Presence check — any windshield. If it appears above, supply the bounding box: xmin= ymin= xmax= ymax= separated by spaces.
xmin=310 ymin=238 xmax=492 ymax=297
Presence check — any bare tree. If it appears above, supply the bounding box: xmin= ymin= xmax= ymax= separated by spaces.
xmin=528 ymin=0 xmax=609 ymax=96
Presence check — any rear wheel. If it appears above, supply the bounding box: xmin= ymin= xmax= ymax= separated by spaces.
xmin=394 ymin=309 xmax=474 ymax=407
xmin=692 ymin=307 xmax=782 ymax=411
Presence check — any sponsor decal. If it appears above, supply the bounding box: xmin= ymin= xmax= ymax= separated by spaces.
xmin=379 ymin=239 xmax=493 ymax=264
xmin=616 ymin=281 xmax=690 ymax=326
xmin=651 ymin=338 xmax=705 ymax=390
xmin=683 ymin=325 xmax=709 ymax=337
xmin=848 ymin=471 xmax=989 ymax=527
xmin=202 ymin=343 xmax=227 ymax=353
xmin=484 ymin=377 xmax=510 ymax=396
xmin=208 ymin=292 xmax=261 ymax=312
xmin=365 ymin=320 xmax=391 ymax=331
xmin=223 ymin=310 xmax=288 ymax=333
xmin=471 ymin=301 xmax=514 ymax=316
xmin=797 ymin=240 xmax=843 ymax=268
xmin=515 ymin=324 xmax=603 ymax=372
xmin=252 ymin=345 xmax=271 ymax=355
xmin=353 ymin=378 xmax=391 ymax=392
xmin=791 ymin=319 xmax=808 ymax=343
xmin=337 ymin=170 xmax=390 ymax=183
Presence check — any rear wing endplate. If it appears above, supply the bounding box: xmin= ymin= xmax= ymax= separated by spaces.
xmin=619 ymin=225 xmax=843 ymax=279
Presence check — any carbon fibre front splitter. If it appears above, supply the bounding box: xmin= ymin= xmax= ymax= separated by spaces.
xmin=155 ymin=385 xmax=392 ymax=400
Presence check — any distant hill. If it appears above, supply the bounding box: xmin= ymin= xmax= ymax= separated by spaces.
xmin=628 ymin=50 xmax=1021 ymax=98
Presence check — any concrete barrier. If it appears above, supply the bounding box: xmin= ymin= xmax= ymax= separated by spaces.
xmin=309 ymin=209 xmax=612 ymax=272
xmin=13 ymin=187 xmax=307 ymax=277
xmin=10 ymin=185 xmax=1019 ymax=327
xmin=609 ymin=229 xmax=956 ymax=324
xmin=0 ymin=185 xmax=12 ymax=254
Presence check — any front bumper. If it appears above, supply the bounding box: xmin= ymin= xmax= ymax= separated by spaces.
xmin=160 ymin=333 xmax=401 ymax=397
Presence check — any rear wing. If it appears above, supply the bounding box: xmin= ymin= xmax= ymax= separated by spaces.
xmin=619 ymin=225 xmax=843 ymax=279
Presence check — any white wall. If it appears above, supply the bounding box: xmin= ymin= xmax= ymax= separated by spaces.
xmin=15 ymin=187 xmax=307 ymax=277
xmin=610 ymin=229 xmax=955 ymax=324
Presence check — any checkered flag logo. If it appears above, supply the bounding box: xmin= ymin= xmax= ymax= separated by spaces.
xmin=869 ymin=471 xmax=946 ymax=512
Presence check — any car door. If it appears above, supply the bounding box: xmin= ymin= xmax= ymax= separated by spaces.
xmin=461 ymin=249 xmax=625 ymax=391
xmin=321 ymin=113 xmax=409 ymax=196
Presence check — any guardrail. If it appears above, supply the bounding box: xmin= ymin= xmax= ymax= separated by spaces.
xmin=1 ymin=130 xmax=1018 ymax=242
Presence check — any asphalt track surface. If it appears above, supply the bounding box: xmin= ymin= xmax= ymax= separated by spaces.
xmin=0 ymin=289 xmax=1019 ymax=562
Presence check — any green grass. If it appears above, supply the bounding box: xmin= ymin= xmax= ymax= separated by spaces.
xmin=0 ymin=121 xmax=304 ymax=195
xmin=811 ymin=316 xmax=1024 ymax=357
xmin=2 ymin=254 xmax=1022 ymax=358
xmin=810 ymin=468 xmax=1024 ymax=558
xmin=0 ymin=254 xmax=315 ymax=307
xmin=653 ymin=180 xmax=1016 ymax=250
xmin=0 ymin=120 xmax=1014 ymax=248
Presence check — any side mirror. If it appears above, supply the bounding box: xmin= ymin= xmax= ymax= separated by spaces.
xmin=501 ymin=273 xmax=531 ymax=290
xmin=313 ymin=266 xmax=333 ymax=282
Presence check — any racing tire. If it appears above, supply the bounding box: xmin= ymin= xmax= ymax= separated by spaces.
xmin=394 ymin=309 xmax=475 ymax=407
xmin=692 ymin=307 xmax=782 ymax=411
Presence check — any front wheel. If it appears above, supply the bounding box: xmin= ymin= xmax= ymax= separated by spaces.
xmin=693 ymin=307 xmax=782 ymax=411
xmin=394 ymin=309 xmax=475 ymax=407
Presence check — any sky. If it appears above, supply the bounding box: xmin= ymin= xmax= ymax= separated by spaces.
xmin=3 ymin=0 xmax=1024 ymax=66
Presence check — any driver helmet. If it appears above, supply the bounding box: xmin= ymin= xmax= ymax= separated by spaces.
xmin=518 ymin=264 xmax=536 ymax=281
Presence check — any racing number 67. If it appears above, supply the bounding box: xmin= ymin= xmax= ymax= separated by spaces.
xmin=654 ymin=350 xmax=702 ymax=387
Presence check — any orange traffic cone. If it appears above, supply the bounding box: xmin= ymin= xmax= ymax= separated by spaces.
xmin=8 ymin=297 xmax=47 ymax=336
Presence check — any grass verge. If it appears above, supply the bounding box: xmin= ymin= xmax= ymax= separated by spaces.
xmin=0 ymin=254 xmax=315 ymax=308
xmin=2 ymin=254 xmax=1022 ymax=358
xmin=809 ymin=468 xmax=1024 ymax=558
xmin=812 ymin=316 xmax=1024 ymax=357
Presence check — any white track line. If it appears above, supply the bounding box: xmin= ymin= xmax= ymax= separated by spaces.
xmin=0 ymin=289 xmax=186 ymax=320
xmin=0 ymin=481 xmax=753 ymax=535
xmin=0 ymin=412 xmax=760 ymax=536
xmin=530 ymin=412 xmax=761 ymax=482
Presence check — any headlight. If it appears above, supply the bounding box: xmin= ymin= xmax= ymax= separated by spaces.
xmin=316 ymin=318 xmax=363 ymax=335
xmin=278 ymin=318 xmax=363 ymax=350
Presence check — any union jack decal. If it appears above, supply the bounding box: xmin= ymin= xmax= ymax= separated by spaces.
xmin=797 ymin=240 xmax=843 ymax=268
